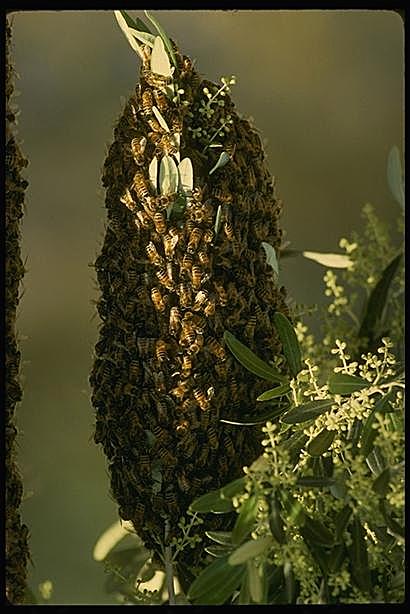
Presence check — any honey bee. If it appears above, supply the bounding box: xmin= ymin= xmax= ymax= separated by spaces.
xmin=206 ymin=336 xmax=226 ymax=361
xmin=161 ymin=132 xmax=179 ymax=155
xmin=148 ymin=130 xmax=162 ymax=148
xmin=156 ymin=267 xmax=174 ymax=291
xmin=151 ymin=286 xmax=166 ymax=312
xmin=181 ymin=397 xmax=197 ymax=414
xmin=175 ymin=419 xmax=190 ymax=435
xmin=197 ymin=249 xmax=210 ymax=267
xmin=169 ymin=306 xmax=181 ymax=335
xmin=137 ymin=337 xmax=156 ymax=357
xmin=180 ymin=325 xmax=196 ymax=349
xmin=213 ymin=281 xmax=228 ymax=307
xmin=155 ymin=339 xmax=168 ymax=362
xmin=165 ymin=488 xmax=179 ymax=514
xmin=244 ymin=315 xmax=257 ymax=340
xmin=187 ymin=227 xmax=202 ymax=253
xmin=192 ymin=289 xmax=208 ymax=311
xmin=153 ymin=211 xmax=167 ymax=235
xmin=193 ymin=387 xmax=210 ymax=411
xmin=158 ymin=447 xmax=177 ymax=466
xmin=177 ymin=471 xmax=190 ymax=493
xmin=129 ymin=360 xmax=141 ymax=380
xmin=207 ymin=426 xmax=219 ymax=449
xmin=202 ymin=229 xmax=214 ymax=244
xmin=130 ymin=136 xmax=147 ymax=166
xmin=152 ymin=369 xmax=166 ymax=393
xmin=141 ymin=89 xmax=153 ymax=116
xmin=156 ymin=399 xmax=168 ymax=422
xmin=223 ymin=433 xmax=235 ymax=457
xmin=181 ymin=355 xmax=192 ymax=378
xmin=204 ymin=298 xmax=216 ymax=317
xmin=171 ymin=378 xmax=191 ymax=400
xmin=146 ymin=241 xmax=164 ymax=266
xmin=177 ymin=431 xmax=197 ymax=458
xmin=197 ymin=443 xmax=209 ymax=465
xmin=132 ymin=171 xmax=151 ymax=201
xmin=147 ymin=117 xmax=164 ymax=133
xmin=178 ymin=282 xmax=192 ymax=308
xmin=163 ymin=233 xmax=179 ymax=260
xmin=191 ymin=313 xmax=207 ymax=332
xmin=153 ymin=88 xmax=168 ymax=112
xmin=224 ymin=221 xmax=235 ymax=241
xmin=180 ymin=252 xmax=193 ymax=274
xmin=152 ymin=424 xmax=169 ymax=444
xmin=191 ymin=264 xmax=203 ymax=290
xmin=120 ymin=187 xmax=137 ymax=212
xmin=136 ymin=210 xmax=151 ymax=229
xmin=187 ymin=332 xmax=204 ymax=356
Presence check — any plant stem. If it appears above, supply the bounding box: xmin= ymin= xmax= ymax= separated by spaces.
xmin=164 ymin=518 xmax=176 ymax=605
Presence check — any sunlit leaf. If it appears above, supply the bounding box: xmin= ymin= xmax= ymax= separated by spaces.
xmin=209 ymin=151 xmax=231 ymax=175
xmin=178 ymin=157 xmax=193 ymax=193
xmin=220 ymin=477 xmax=246 ymax=499
xmin=159 ymin=154 xmax=178 ymax=195
xmin=281 ymin=399 xmax=334 ymax=424
xmin=223 ymin=330 xmax=286 ymax=384
xmin=307 ymin=427 xmax=336 ymax=456
xmin=232 ymin=495 xmax=258 ymax=545
xmin=273 ymin=312 xmax=302 ymax=377
xmin=93 ymin=519 xmax=129 ymax=561
xmin=387 ymin=146 xmax=404 ymax=209
xmin=187 ymin=555 xmax=245 ymax=604
xmin=283 ymin=561 xmax=297 ymax=603
xmin=247 ymin=559 xmax=265 ymax=603
xmin=327 ymin=373 xmax=369 ymax=395
xmin=114 ymin=11 xmax=144 ymax=59
xmin=256 ymin=383 xmax=291 ymax=401
xmin=261 ymin=242 xmax=279 ymax=277
xmin=150 ymin=35 xmax=173 ymax=78
xmin=152 ymin=105 xmax=170 ymax=131
xmin=190 ymin=489 xmax=234 ymax=514
xmin=128 ymin=27 xmax=156 ymax=47
xmin=144 ymin=10 xmax=177 ymax=68
xmin=302 ymin=251 xmax=353 ymax=268
xmin=228 ymin=536 xmax=273 ymax=566
xmin=279 ymin=490 xmax=305 ymax=526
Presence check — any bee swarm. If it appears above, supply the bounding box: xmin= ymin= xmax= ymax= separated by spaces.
xmin=90 ymin=35 xmax=289 ymax=566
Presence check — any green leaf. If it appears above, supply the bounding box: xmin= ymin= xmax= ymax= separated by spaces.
xmin=221 ymin=402 xmax=289 ymax=426
xmin=128 ymin=27 xmax=156 ymax=48
xmin=247 ymin=559 xmax=265 ymax=603
xmin=307 ymin=428 xmax=336 ymax=456
xmin=360 ymin=390 xmax=395 ymax=457
xmin=205 ymin=544 xmax=233 ymax=558
xmin=261 ymin=242 xmax=279 ymax=277
xmin=348 ymin=517 xmax=372 ymax=594
xmin=190 ymin=489 xmax=234 ymax=514
xmin=209 ymin=151 xmax=231 ymax=175
xmin=257 ymin=383 xmax=291 ymax=401
xmin=279 ymin=490 xmax=305 ymax=526
xmin=232 ymin=495 xmax=258 ymax=545
xmin=335 ymin=505 xmax=352 ymax=540
xmin=283 ymin=561 xmax=297 ymax=604
xmin=187 ymin=555 xmax=245 ymax=604
xmin=223 ymin=330 xmax=287 ymax=384
xmin=159 ymin=155 xmax=178 ymax=195
xmin=327 ymin=373 xmax=369 ymax=395
xmin=220 ymin=477 xmax=246 ymax=499
xmin=302 ymin=251 xmax=353 ymax=268
xmin=144 ymin=10 xmax=177 ymax=68
xmin=372 ymin=466 xmax=392 ymax=496
xmin=387 ymin=146 xmax=404 ymax=209
xmin=114 ymin=10 xmax=145 ymax=58
xmin=228 ymin=536 xmax=273 ymax=566
xmin=281 ymin=399 xmax=334 ymax=424
xmin=273 ymin=312 xmax=302 ymax=378
xmin=119 ymin=10 xmax=152 ymax=34
xmin=301 ymin=516 xmax=336 ymax=546
xmin=205 ymin=531 xmax=232 ymax=546
xmin=268 ymin=492 xmax=286 ymax=545
xmin=328 ymin=543 xmax=347 ymax=574
xmin=358 ymin=252 xmax=402 ymax=349
xmin=296 ymin=476 xmax=336 ymax=488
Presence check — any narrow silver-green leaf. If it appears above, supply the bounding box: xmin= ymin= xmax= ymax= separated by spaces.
xmin=205 ymin=544 xmax=233 ymax=558
xmin=261 ymin=241 xmax=279 ymax=277
xmin=273 ymin=312 xmax=302 ymax=378
xmin=232 ymin=495 xmax=258 ymax=545
xmin=228 ymin=536 xmax=272 ymax=566
xmin=144 ymin=10 xmax=177 ymax=68
xmin=387 ymin=146 xmax=404 ymax=209
xmin=281 ymin=399 xmax=334 ymax=424
xmin=118 ymin=10 xmax=152 ymax=34
xmin=257 ymin=383 xmax=291 ymax=401
xmin=205 ymin=531 xmax=232 ymax=546
xmin=209 ymin=151 xmax=231 ymax=175
xmin=268 ymin=493 xmax=286 ymax=545
xmin=372 ymin=466 xmax=392 ymax=496
xmin=247 ymin=559 xmax=265 ymax=603
xmin=223 ymin=330 xmax=286 ymax=384
xmin=220 ymin=404 xmax=288 ymax=426
xmin=307 ymin=427 xmax=336 ymax=456
xmin=114 ymin=10 xmax=144 ymax=58
xmin=302 ymin=251 xmax=353 ymax=269
xmin=128 ymin=27 xmax=156 ymax=47
xmin=301 ymin=516 xmax=335 ymax=546
xmin=220 ymin=477 xmax=246 ymax=499
xmin=152 ymin=105 xmax=170 ymax=132
xmin=159 ymin=154 xmax=178 ymax=195
xmin=190 ymin=489 xmax=234 ymax=514
xmin=327 ymin=373 xmax=369 ymax=395
xmin=214 ymin=204 xmax=223 ymax=236
xmin=348 ymin=517 xmax=372 ymax=594
xmin=187 ymin=556 xmax=245 ymax=604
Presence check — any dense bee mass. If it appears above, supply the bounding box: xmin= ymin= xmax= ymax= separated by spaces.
xmin=5 ymin=20 xmax=31 ymax=604
xmin=90 ymin=36 xmax=289 ymax=566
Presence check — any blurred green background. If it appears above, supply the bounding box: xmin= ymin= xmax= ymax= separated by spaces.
xmin=8 ymin=9 xmax=403 ymax=604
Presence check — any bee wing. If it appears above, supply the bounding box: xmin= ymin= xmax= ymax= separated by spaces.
xmin=178 ymin=157 xmax=193 ymax=194
xmin=150 ymin=36 xmax=172 ymax=78
xmin=152 ymin=105 xmax=170 ymax=132
xmin=214 ymin=204 xmax=223 ymax=236
xmin=149 ymin=156 xmax=158 ymax=191
xmin=261 ymin=242 xmax=279 ymax=277
xmin=114 ymin=11 xmax=144 ymax=59
xmin=209 ymin=151 xmax=231 ymax=176
xmin=159 ymin=155 xmax=179 ymax=195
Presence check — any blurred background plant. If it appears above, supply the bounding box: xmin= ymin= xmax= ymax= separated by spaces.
xmin=8 ymin=9 xmax=403 ymax=604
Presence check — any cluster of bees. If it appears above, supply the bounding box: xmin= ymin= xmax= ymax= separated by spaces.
xmin=5 ymin=21 xmax=31 ymax=604
xmin=90 ymin=39 xmax=289 ymax=565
